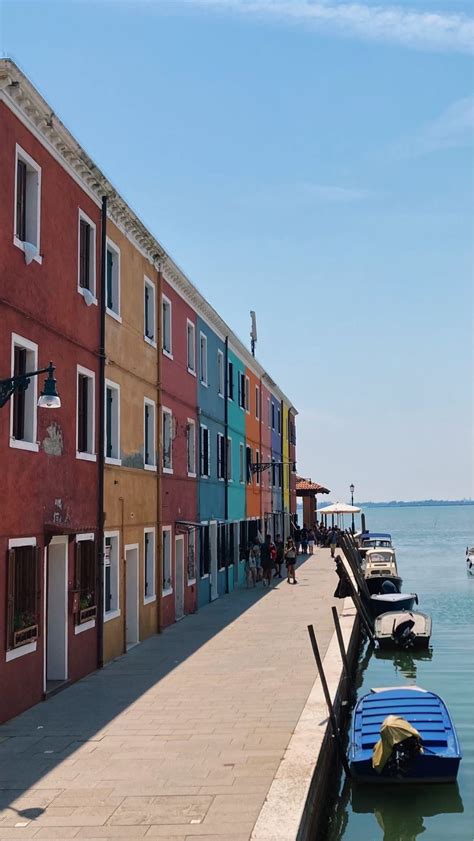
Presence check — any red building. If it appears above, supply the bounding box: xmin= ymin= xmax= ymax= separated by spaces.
xmin=160 ymin=272 xmax=199 ymax=627
xmin=0 ymin=64 xmax=102 ymax=722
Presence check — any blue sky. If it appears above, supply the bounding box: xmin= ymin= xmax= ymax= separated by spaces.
xmin=2 ymin=0 xmax=473 ymax=501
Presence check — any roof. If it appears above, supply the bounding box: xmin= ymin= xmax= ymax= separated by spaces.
xmin=296 ymin=477 xmax=330 ymax=494
xmin=0 ymin=58 xmax=297 ymax=413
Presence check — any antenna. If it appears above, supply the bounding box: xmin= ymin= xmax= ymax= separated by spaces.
xmin=250 ymin=311 xmax=257 ymax=357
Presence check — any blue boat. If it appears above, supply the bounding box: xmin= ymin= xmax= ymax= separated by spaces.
xmin=350 ymin=687 xmax=461 ymax=783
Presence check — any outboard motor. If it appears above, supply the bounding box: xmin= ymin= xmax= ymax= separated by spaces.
xmin=392 ymin=616 xmax=416 ymax=649
xmin=381 ymin=579 xmax=397 ymax=594
xmin=385 ymin=735 xmax=423 ymax=777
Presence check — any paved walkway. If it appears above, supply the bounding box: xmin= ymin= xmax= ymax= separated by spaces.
xmin=0 ymin=550 xmax=341 ymax=841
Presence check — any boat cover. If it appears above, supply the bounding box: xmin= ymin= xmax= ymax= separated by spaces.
xmin=372 ymin=715 xmax=422 ymax=772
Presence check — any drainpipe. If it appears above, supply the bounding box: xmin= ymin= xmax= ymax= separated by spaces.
xmin=224 ymin=336 xmax=229 ymax=594
xmin=97 ymin=195 xmax=107 ymax=669
xmin=156 ymin=259 xmax=163 ymax=633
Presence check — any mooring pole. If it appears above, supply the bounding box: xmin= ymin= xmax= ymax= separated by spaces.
xmin=338 ymin=562 xmax=376 ymax=645
xmin=307 ymin=624 xmax=352 ymax=779
xmin=331 ymin=606 xmax=350 ymax=679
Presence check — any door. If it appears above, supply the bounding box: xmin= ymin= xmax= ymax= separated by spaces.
xmin=175 ymin=536 xmax=184 ymax=620
xmin=125 ymin=545 xmax=139 ymax=649
xmin=46 ymin=538 xmax=68 ymax=686
xmin=210 ymin=521 xmax=218 ymax=600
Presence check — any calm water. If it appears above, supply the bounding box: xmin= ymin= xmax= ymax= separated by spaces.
xmin=324 ymin=504 xmax=474 ymax=841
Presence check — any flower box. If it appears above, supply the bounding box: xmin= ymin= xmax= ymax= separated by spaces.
xmin=13 ymin=623 xmax=38 ymax=648
xmin=78 ymin=605 xmax=97 ymax=624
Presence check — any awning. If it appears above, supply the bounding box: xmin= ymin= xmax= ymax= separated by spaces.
xmin=318 ymin=502 xmax=361 ymax=515
xmin=296 ymin=477 xmax=330 ymax=496
xmin=175 ymin=520 xmax=204 ymax=532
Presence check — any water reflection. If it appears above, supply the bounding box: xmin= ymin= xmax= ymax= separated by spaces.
xmin=374 ymin=647 xmax=433 ymax=681
xmin=351 ymin=783 xmax=464 ymax=841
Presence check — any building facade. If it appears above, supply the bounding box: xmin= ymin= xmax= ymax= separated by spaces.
xmin=0 ymin=59 xmax=297 ymax=723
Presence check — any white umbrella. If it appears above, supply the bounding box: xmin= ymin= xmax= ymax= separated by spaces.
xmin=318 ymin=501 xmax=361 ymax=515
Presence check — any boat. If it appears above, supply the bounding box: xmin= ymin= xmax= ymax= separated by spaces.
xmin=466 ymin=547 xmax=474 ymax=576
xmin=374 ymin=610 xmax=432 ymax=649
xmin=350 ymin=686 xmax=462 ymax=783
xmin=359 ymin=532 xmax=393 ymax=558
xmin=369 ymin=591 xmax=418 ymax=618
xmin=363 ymin=548 xmax=402 ymax=594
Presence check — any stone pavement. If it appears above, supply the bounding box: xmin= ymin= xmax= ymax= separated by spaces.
xmin=0 ymin=549 xmax=341 ymax=841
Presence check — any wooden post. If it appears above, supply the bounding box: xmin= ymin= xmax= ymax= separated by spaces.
xmin=331 ymin=606 xmax=350 ymax=678
xmin=337 ymin=561 xmax=376 ymax=644
xmin=307 ymin=624 xmax=352 ymax=778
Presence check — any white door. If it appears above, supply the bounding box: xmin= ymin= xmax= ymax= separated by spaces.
xmin=210 ymin=521 xmax=218 ymax=600
xmin=175 ymin=536 xmax=184 ymax=620
xmin=47 ymin=538 xmax=68 ymax=683
xmin=125 ymin=545 xmax=139 ymax=648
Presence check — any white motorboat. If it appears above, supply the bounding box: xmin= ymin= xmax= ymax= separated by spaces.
xmin=374 ymin=610 xmax=432 ymax=649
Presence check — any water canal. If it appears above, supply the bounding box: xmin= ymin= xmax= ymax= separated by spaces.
xmin=323 ymin=504 xmax=474 ymax=841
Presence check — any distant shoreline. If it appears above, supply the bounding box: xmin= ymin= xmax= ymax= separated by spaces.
xmin=357 ymin=501 xmax=474 ymax=509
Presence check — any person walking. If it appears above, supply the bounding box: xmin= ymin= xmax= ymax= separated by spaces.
xmin=274 ymin=534 xmax=284 ymax=578
xmin=285 ymin=537 xmax=297 ymax=584
xmin=307 ymin=527 xmax=315 ymax=555
xmin=329 ymin=526 xmax=338 ymax=558
xmin=260 ymin=534 xmax=275 ymax=587
xmin=246 ymin=541 xmax=259 ymax=587
xmin=294 ymin=526 xmax=301 ymax=555
xmin=300 ymin=525 xmax=309 ymax=555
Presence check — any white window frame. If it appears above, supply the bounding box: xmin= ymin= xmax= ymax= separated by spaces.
xmin=144 ymin=397 xmax=156 ymax=471
xmin=187 ymin=418 xmax=196 ymax=477
xmin=199 ymin=332 xmax=208 ymax=386
xmin=217 ymin=432 xmax=225 ymax=481
xmin=200 ymin=424 xmax=210 ymax=478
xmin=13 ymin=144 xmax=42 ymax=263
xmin=105 ymin=237 xmax=121 ymax=322
xmin=255 ymin=386 xmax=260 ymax=420
xmin=162 ymin=526 xmax=173 ymax=596
xmin=5 ymin=537 xmax=38 ymax=662
xmin=227 ymin=436 xmax=233 ymax=481
xmin=186 ymin=319 xmax=196 ymax=375
xmin=9 ymin=333 xmax=39 ymax=453
xmin=105 ymin=379 xmax=121 ymax=465
xmin=104 ymin=530 xmax=120 ymax=622
xmin=239 ymin=442 xmax=245 ymax=484
xmin=144 ymin=527 xmax=156 ymax=604
xmin=217 ymin=350 xmax=224 ymax=398
xmin=77 ymin=209 xmax=97 ymax=303
xmin=245 ymin=376 xmax=250 ymax=414
xmin=76 ymin=364 xmax=96 ymax=461
xmin=162 ymin=406 xmax=173 ymax=474
xmin=144 ymin=276 xmax=156 ymax=347
xmin=162 ymin=294 xmax=173 ymax=359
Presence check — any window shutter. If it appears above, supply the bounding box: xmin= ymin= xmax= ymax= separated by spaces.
xmin=106 ymin=249 xmax=114 ymax=309
xmin=6 ymin=549 xmax=16 ymax=650
xmin=12 ymin=347 xmax=27 ymax=441
xmin=16 ymin=160 xmax=27 ymax=241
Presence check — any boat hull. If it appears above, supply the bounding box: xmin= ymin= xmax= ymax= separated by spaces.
xmin=374 ymin=610 xmax=432 ymax=649
xmin=369 ymin=594 xmax=417 ymax=617
xmin=350 ymin=756 xmax=461 ymax=784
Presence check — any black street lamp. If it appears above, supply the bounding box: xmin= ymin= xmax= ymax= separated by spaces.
xmin=0 ymin=362 xmax=61 ymax=409
xmin=350 ymin=483 xmax=355 ymax=533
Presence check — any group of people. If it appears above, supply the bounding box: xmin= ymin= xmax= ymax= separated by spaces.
xmin=245 ymin=533 xmax=298 ymax=587
xmin=294 ymin=523 xmax=340 ymax=557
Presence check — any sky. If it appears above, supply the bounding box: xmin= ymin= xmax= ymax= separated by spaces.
xmin=1 ymin=0 xmax=473 ymax=502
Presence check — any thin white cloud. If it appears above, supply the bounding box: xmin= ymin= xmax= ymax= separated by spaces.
xmin=302 ymin=182 xmax=373 ymax=201
xmin=395 ymin=96 xmax=474 ymax=156
xmin=173 ymin=0 xmax=474 ymax=54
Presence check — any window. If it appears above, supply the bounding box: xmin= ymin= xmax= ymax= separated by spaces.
xmin=162 ymin=295 xmax=172 ymax=357
xmin=217 ymin=433 xmax=225 ymax=480
xmin=162 ymin=527 xmax=172 ymax=593
xmin=105 ymin=380 xmax=120 ymax=463
xmin=77 ymin=366 xmax=95 ymax=459
xmin=228 ymin=362 xmax=234 ymax=400
xmin=277 ymin=407 xmax=281 ymax=434
xmin=186 ymin=419 xmax=196 ymax=476
xmin=200 ymin=525 xmax=210 ymax=577
xmin=10 ymin=334 xmax=38 ymax=452
xmin=144 ymin=399 xmax=156 ymax=469
xmin=217 ymin=350 xmax=224 ymax=397
xmin=14 ymin=145 xmax=41 ymax=255
xmin=200 ymin=425 xmax=210 ymax=477
xmin=268 ymin=398 xmax=271 ymax=428
xmin=255 ymin=450 xmax=260 ymax=485
xmin=6 ymin=544 xmax=40 ymax=649
xmin=78 ymin=210 xmax=96 ymax=298
xmin=272 ymin=459 xmax=276 ymax=487
xmin=104 ymin=533 xmax=119 ymax=617
xmin=187 ymin=320 xmax=196 ymax=374
xmin=227 ymin=437 xmax=232 ymax=481
xmin=75 ymin=537 xmax=96 ymax=623
xmin=200 ymin=332 xmax=208 ymax=385
xmin=188 ymin=530 xmax=197 ymax=582
xmin=144 ymin=528 xmax=156 ymax=602
xmin=246 ymin=446 xmax=252 ymax=484
xmin=245 ymin=377 xmax=250 ymax=413
xmin=217 ymin=523 xmax=226 ymax=570
xmin=239 ymin=443 xmax=245 ymax=484
xmin=144 ymin=277 xmax=156 ymax=345
xmin=272 ymin=402 xmax=275 ymax=431
xmin=106 ymin=239 xmax=120 ymax=319
xmin=238 ymin=372 xmax=246 ymax=409
xmin=255 ymin=386 xmax=260 ymax=420
xmin=162 ymin=408 xmax=173 ymax=472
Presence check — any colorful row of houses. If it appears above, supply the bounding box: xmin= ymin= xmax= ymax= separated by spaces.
xmin=0 ymin=60 xmax=297 ymax=724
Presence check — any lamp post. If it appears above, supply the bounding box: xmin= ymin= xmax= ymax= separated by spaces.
xmin=350 ymin=483 xmax=355 ymax=533
xmin=0 ymin=362 xmax=61 ymax=409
